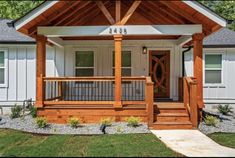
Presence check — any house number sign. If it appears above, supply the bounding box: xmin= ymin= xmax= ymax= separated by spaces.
xmin=109 ymin=27 xmax=127 ymax=35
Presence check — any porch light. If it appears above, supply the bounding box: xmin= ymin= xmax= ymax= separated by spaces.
xmin=142 ymin=46 xmax=147 ymax=54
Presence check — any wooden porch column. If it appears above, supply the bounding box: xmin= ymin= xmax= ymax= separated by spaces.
xmin=192 ymin=33 xmax=204 ymax=108
xmin=35 ymin=35 xmax=47 ymax=108
xmin=114 ymin=34 xmax=123 ymax=108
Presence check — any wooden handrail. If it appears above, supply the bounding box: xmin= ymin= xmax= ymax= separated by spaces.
xmin=43 ymin=76 xmax=146 ymax=81
xmin=183 ymin=77 xmax=198 ymax=128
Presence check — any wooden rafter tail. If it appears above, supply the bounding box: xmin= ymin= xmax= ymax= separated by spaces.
xmin=96 ymin=1 xmax=115 ymax=25
xmin=120 ymin=0 xmax=141 ymax=25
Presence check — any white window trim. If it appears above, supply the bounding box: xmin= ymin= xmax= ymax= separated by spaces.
xmin=0 ymin=48 xmax=8 ymax=87
xmin=110 ymin=48 xmax=133 ymax=76
xmin=203 ymin=52 xmax=224 ymax=86
xmin=73 ymin=48 xmax=97 ymax=76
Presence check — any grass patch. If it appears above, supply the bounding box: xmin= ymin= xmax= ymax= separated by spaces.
xmin=0 ymin=129 xmax=180 ymax=157
xmin=208 ymin=133 xmax=235 ymax=149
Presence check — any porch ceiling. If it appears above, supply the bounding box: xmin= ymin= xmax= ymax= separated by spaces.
xmin=14 ymin=0 xmax=226 ymax=41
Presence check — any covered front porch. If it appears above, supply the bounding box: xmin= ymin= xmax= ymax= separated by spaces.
xmin=14 ymin=0 xmax=226 ymax=129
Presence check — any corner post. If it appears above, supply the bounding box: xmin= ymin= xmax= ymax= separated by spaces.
xmin=36 ymin=35 xmax=47 ymax=108
xmin=192 ymin=33 xmax=204 ymax=108
xmin=190 ymin=80 xmax=198 ymax=128
xmin=145 ymin=77 xmax=154 ymax=127
xmin=114 ymin=34 xmax=123 ymax=108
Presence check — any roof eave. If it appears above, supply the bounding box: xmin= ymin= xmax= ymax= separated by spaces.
xmin=183 ymin=1 xmax=227 ymax=27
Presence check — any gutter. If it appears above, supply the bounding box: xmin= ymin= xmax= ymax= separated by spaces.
xmin=182 ymin=46 xmax=192 ymax=76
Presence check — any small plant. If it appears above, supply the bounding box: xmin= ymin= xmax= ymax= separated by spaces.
xmin=29 ymin=106 xmax=37 ymax=118
xmin=217 ymin=104 xmax=233 ymax=115
xmin=100 ymin=117 xmax=114 ymax=126
xmin=68 ymin=117 xmax=80 ymax=128
xmin=35 ymin=117 xmax=48 ymax=128
xmin=125 ymin=116 xmax=142 ymax=127
xmin=204 ymin=115 xmax=219 ymax=127
xmin=10 ymin=104 xmax=23 ymax=119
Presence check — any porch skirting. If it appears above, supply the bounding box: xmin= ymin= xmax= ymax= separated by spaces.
xmin=37 ymin=104 xmax=147 ymax=124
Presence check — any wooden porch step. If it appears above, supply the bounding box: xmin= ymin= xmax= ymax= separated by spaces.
xmin=154 ymin=113 xmax=190 ymax=122
xmin=152 ymin=121 xmax=193 ymax=130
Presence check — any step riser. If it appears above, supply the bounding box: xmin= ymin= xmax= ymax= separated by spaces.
xmin=155 ymin=116 xmax=190 ymax=122
xmin=156 ymin=109 xmax=187 ymax=113
xmin=152 ymin=125 xmax=193 ymax=130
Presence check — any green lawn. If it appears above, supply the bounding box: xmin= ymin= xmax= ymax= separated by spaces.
xmin=0 ymin=129 xmax=180 ymax=157
xmin=208 ymin=133 xmax=235 ymax=149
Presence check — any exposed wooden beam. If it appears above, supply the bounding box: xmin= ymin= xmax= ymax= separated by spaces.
xmin=96 ymin=1 xmax=115 ymax=25
xmin=65 ymin=3 xmax=98 ymax=26
xmin=146 ymin=1 xmax=185 ymax=24
xmin=29 ymin=1 xmax=81 ymax=35
xmin=120 ymin=1 xmax=141 ymax=25
xmin=38 ymin=25 xmax=202 ymax=37
xmin=116 ymin=0 xmax=121 ymax=23
xmin=140 ymin=2 xmax=174 ymax=24
xmin=55 ymin=1 xmax=91 ymax=26
xmin=159 ymin=1 xmax=211 ymax=34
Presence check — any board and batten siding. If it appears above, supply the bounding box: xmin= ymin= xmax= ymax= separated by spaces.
xmin=63 ymin=40 xmax=182 ymax=101
xmin=0 ymin=39 xmax=182 ymax=107
xmin=0 ymin=44 xmax=64 ymax=105
xmin=184 ymin=48 xmax=235 ymax=104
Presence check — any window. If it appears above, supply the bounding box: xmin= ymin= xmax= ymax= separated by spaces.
xmin=112 ymin=51 xmax=131 ymax=76
xmin=75 ymin=51 xmax=94 ymax=76
xmin=205 ymin=54 xmax=222 ymax=84
xmin=0 ymin=51 xmax=5 ymax=84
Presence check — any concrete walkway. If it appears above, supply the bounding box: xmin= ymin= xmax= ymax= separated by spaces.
xmin=151 ymin=130 xmax=235 ymax=157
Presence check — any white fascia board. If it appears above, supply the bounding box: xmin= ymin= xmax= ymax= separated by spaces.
xmin=14 ymin=1 xmax=59 ymax=30
xmin=47 ymin=37 xmax=64 ymax=48
xmin=38 ymin=25 xmax=202 ymax=37
xmin=177 ymin=35 xmax=192 ymax=46
xmin=183 ymin=1 xmax=227 ymax=27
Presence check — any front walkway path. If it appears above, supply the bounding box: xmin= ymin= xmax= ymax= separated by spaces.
xmin=151 ymin=130 xmax=235 ymax=157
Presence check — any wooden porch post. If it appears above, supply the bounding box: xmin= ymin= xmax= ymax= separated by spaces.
xmin=114 ymin=34 xmax=123 ymax=108
xmin=35 ymin=35 xmax=47 ymax=108
xmin=192 ymin=33 xmax=204 ymax=108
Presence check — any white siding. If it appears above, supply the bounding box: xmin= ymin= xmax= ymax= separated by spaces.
xmin=63 ymin=40 xmax=182 ymax=100
xmin=184 ymin=48 xmax=235 ymax=104
xmin=0 ymin=45 xmax=64 ymax=105
xmin=0 ymin=40 xmax=183 ymax=105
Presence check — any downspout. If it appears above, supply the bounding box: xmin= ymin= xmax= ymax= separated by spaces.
xmin=182 ymin=46 xmax=192 ymax=77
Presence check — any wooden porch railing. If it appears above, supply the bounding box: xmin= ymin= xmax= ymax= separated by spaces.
xmin=183 ymin=77 xmax=199 ymax=128
xmin=41 ymin=76 xmax=154 ymax=126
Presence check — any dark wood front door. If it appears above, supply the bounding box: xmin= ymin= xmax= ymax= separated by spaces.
xmin=149 ymin=51 xmax=170 ymax=98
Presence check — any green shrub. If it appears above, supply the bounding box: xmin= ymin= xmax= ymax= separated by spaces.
xmin=125 ymin=116 xmax=142 ymax=127
xmin=35 ymin=117 xmax=48 ymax=128
xmin=29 ymin=106 xmax=37 ymax=118
xmin=10 ymin=105 xmax=23 ymax=119
xmin=204 ymin=115 xmax=219 ymax=127
xmin=100 ymin=117 xmax=114 ymax=126
xmin=217 ymin=104 xmax=233 ymax=115
xmin=68 ymin=117 xmax=80 ymax=128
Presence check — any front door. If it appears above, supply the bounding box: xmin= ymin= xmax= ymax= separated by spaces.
xmin=149 ymin=51 xmax=170 ymax=98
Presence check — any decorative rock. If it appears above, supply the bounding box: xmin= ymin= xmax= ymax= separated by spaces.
xmin=0 ymin=115 xmax=150 ymax=135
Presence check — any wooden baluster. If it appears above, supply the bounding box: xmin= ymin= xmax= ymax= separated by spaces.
xmin=146 ymin=77 xmax=154 ymax=127
xmin=190 ymin=79 xmax=198 ymax=128
xmin=58 ymin=81 xmax=62 ymax=100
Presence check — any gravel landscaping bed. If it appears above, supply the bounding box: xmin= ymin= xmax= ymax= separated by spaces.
xmin=0 ymin=115 xmax=150 ymax=135
xmin=199 ymin=108 xmax=235 ymax=134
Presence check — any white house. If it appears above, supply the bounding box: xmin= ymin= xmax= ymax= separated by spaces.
xmin=0 ymin=0 xmax=232 ymax=129
xmin=185 ymin=28 xmax=235 ymax=104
